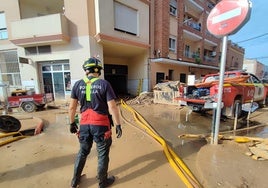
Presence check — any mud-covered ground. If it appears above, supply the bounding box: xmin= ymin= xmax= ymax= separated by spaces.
xmin=1 ymin=98 xmax=268 ymax=187
xmin=128 ymin=100 xmax=268 ymax=188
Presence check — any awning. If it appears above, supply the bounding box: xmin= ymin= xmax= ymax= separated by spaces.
xmin=150 ymin=58 xmax=219 ymax=70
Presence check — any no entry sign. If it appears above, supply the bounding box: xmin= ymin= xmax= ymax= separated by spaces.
xmin=207 ymin=0 xmax=251 ymax=36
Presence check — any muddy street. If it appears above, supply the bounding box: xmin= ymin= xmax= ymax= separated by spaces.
xmin=129 ymin=103 xmax=268 ymax=180
xmin=1 ymin=101 xmax=268 ymax=188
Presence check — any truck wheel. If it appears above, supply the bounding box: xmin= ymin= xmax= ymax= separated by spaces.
xmin=232 ymin=100 xmax=242 ymax=118
xmin=21 ymin=102 xmax=36 ymax=113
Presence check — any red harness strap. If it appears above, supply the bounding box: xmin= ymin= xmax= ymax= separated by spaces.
xmin=80 ymin=109 xmax=109 ymax=126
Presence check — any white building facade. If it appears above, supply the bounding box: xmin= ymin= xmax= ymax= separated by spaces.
xmin=0 ymin=0 xmax=150 ymax=101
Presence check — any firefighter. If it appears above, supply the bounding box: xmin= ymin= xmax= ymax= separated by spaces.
xmin=68 ymin=57 xmax=122 ymax=188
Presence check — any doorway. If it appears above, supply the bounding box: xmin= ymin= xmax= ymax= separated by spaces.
xmin=104 ymin=64 xmax=128 ymax=96
xmin=156 ymin=72 xmax=165 ymax=83
xmin=168 ymin=69 xmax=174 ymax=80
xmin=180 ymin=73 xmax=186 ymax=83
xmin=41 ymin=61 xmax=71 ymax=100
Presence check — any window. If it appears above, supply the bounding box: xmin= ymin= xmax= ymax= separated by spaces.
xmin=25 ymin=45 xmax=51 ymax=55
xmin=38 ymin=45 xmax=51 ymax=54
xmin=0 ymin=50 xmax=21 ymax=86
xmin=170 ymin=0 xmax=177 ymax=16
xmin=114 ymin=1 xmax=138 ymax=35
xmin=251 ymin=74 xmax=261 ymax=83
xmin=184 ymin=45 xmax=190 ymax=57
xmin=25 ymin=47 xmax=37 ymax=55
xmin=0 ymin=12 xmax=8 ymax=39
xmin=169 ymin=37 xmax=176 ymax=52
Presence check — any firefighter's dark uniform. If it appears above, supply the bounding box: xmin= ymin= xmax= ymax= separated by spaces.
xmin=70 ymin=76 xmax=117 ymax=187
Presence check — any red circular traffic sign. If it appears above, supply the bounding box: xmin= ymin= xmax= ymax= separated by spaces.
xmin=207 ymin=0 xmax=251 ymax=36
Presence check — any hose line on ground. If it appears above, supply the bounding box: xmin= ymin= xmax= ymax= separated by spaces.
xmin=0 ymin=132 xmax=29 ymax=147
xmin=120 ymin=100 xmax=202 ymax=188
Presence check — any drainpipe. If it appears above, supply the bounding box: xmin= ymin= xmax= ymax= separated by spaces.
xmin=148 ymin=0 xmax=154 ymax=91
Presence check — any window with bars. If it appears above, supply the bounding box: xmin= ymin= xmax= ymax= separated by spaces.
xmin=0 ymin=50 xmax=21 ymax=86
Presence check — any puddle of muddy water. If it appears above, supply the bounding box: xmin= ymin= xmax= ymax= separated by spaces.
xmin=135 ymin=104 xmax=267 ymax=160
xmin=256 ymin=126 xmax=268 ymax=137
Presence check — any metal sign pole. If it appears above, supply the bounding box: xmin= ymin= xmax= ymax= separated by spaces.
xmin=212 ymin=35 xmax=228 ymax=145
xmin=206 ymin=0 xmax=251 ymax=145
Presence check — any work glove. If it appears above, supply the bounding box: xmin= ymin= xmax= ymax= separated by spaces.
xmin=70 ymin=122 xmax=78 ymax=134
xmin=116 ymin=125 xmax=122 ymax=138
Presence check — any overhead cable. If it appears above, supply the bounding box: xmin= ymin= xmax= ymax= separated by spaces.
xmin=236 ymin=33 xmax=268 ymax=43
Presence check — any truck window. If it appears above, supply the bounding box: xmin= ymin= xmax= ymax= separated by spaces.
xmin=251 ymin=75 xmax=261 ymax=83
xmin=205 ymin=75 xmax=219 ymax=82
xmin=227 ymin=73 xmax=236 ymax=78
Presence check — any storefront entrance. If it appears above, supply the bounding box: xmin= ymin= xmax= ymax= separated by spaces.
xmin=40 ymin=61 xmax=71 ymax=100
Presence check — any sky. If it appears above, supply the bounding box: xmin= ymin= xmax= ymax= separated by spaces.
xmin=228 ymin=0 xmax=268 ymax=66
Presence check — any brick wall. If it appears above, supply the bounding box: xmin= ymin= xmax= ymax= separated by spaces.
xmin=154 ymin=0 xmax=170 ymax=58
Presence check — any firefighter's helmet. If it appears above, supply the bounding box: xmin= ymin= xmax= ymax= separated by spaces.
xmin=82 ymin=57 xmax=103 ymax=74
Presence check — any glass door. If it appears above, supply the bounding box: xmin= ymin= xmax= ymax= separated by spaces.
xmin=41 ymin=62 xmax=70 ymax=100
xmin=53 ymin=72 xmax=65 ymax=99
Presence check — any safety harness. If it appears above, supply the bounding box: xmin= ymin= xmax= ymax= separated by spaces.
xmin=83 ymin=76 xmax=99 ymax=101
xmin=81 ymin=76 xmax=111 ymax=131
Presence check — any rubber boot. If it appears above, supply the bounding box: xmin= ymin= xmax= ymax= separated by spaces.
xmin=99 ymin=176 xmax=115 ymax=188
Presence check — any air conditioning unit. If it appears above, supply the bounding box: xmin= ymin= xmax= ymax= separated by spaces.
xmin=210 ymin=51 xmax=216 ymax=57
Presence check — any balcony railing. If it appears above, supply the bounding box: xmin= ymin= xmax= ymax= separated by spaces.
xmin=184 ymin=51 xmax=200 ymax=58
xmin=185 ymin=20 xmax=201 ymax=31
xmin=10 ymin=13 xmax=70 ymax=46
xmin=184 ymin=51 xmax=201 ymax=63
xmin=203 ymin=56 xmax=217 ymax=63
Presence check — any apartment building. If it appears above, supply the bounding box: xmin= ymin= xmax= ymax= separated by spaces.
xmin=0 ymin=0 xmax=244 ymax=101
xmin=226 ymin=40 xmax=244 ymax=71
xmin=243 ymin=59 xmax=265 ymax=79
xmin=149 ymin=0 xmax=244 ymax=86
xmin=0 ymin=0 xmax=150 ymax=100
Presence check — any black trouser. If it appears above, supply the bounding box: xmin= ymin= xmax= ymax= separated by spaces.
xmin=71 ymin=125 xmax=112 ymax=187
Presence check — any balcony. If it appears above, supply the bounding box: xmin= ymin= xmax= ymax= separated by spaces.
xmin=203 ymin=55 xmax=217 ymax=63
xmin=185 ymin=20 xmax=201 ymax=31
xmin=184 ymin=0 xmax=204 ymax=17
xmin=10 ymin=14 xmax=70 ymax=47
xmin=184 ymin=50 xmax=201 ymax=64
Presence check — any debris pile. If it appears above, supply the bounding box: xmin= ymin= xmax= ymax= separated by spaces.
xmin=178 ymin=133 xmax=268 ymax=161
xmin=126 ymin=92 xmax=154 ymax=105
xmin=246 ymin=141 xmax=268 ymax=160
xmin=153 ymin=81 xmax=180 ymax=91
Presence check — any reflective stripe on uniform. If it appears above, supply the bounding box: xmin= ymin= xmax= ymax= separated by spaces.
xmin=83 ymin=77 xmax=99 ymax=101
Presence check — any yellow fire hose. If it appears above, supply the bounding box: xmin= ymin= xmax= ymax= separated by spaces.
xmin=0 ymin=132 xmax=29 ymax=147
xmin=120 ymin=100 xmax=202 ymax=188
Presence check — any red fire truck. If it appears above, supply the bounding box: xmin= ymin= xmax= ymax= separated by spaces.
xmin=176 ymin=71 xmax=268 ymax=118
